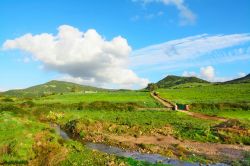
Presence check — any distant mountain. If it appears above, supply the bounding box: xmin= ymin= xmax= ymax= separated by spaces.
xmin=2 ymin=80 xmax=107 ymax=97
xmin=156 ymin=75 xmax=209 ymax=88
xmin=224 ymin=74 xmax=250 ymax=84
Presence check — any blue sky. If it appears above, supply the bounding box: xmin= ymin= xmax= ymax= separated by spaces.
xmin=1 ymin=0 xmax=250 ymax=90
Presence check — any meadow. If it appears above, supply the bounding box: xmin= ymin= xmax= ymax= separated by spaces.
xmin=34 ymin=91 xmax=162 ymax=108
xmin=158 ymin=83 xmax=250 ymax=104
xmin=0 ymin=102 xmax=166 ymax=166
xmin=0 ymin=82 xmax=250 ymax=165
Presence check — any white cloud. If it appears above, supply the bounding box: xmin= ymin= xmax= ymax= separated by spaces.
xmin=182 ymin=66 xmax=215 ymax=81
xmin=182 ymin=66 xmax=247 ymax=82
xmin=3 ymin=25 xmax=149 ymax=89
xmin=238 ymin=72 xmax=246 ymax=77
xmin=200 ymin=66 xmax=215 ymax=80
xmin=131 ymin=11 xmax=164 ymax=21
xmin=133 ymin=0 xmax=196 ymax=25
xmin=182 ymin=71 xmax=197 ymax=77
xmin=0 ymin=87 xmax=11 ymax=92
xmin=131 ymin=34 xmax=250 ymax=73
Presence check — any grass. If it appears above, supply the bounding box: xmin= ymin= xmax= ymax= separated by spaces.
xmin=34 ymin=91 xmax=162 ymax=108
xmin=0 ymin=104 xmax=171 ymax=165
xmin=157 ymin=83 xmax=250 ymax=104
xmin=0 ymin=111 xmax=47 ymax=164
xmin=192 ymin=109 xmax=250 ymax=121
xmin=56 ymin=109 xmax=222 ymax=143
xmin=1 ymin=82 xmax=250 ymax=165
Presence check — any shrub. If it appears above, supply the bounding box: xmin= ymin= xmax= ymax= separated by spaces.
xmin=1 ymin=97 xmax=14 ymax=102
xmin=29 ymin=131 xmax=68 ymax=166
xmin=0 ymin=104 xmax=22 ymax=114
xmin=191 ymin=103 xmax=250 ymax=111
xmin=20 ymin=100 xmax=35 ymax=108
xmin=86 ymin=101 xmax=139 ymax=111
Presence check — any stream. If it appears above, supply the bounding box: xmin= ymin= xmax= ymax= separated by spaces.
xmin=51 ymin=124 xmax=229 ymax=166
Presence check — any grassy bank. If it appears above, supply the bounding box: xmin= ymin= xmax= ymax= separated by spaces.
xmin=0 ymin=106 xmax=168 ymax=166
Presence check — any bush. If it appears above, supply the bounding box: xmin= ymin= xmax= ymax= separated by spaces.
xmin=29 ymin=131 xmax=68 ymax=166
xmin=191 ymin=103 xmax=250 ymax=111
xmin=20 ymin=100 xmax=35 ymax=108
xmin=214 ymin=119 xmax=248 ymax=130
xmin=212 ymin=120 xmax=250 ymax=145
xmin=86 ymin=101 xmax=139 ymax=111
xmin=0 ymin=104 xmax=22 ymax=113
xmin=1 ymin=97 xmax=14 ymax=102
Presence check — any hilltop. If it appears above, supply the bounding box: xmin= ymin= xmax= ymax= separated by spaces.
xmin=155 ymin=75 xmax=209 ymax=88
xmin=2 ymin=74 xmax=250 ymax=97
xmin=1 ymin=80 xmax=107 ymax=97
xmin=224 ymin=74 xmax=250 ymax=84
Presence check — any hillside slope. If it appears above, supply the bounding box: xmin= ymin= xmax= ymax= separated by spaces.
xmin=156 ymin=75 xmax=209 ymax=88
xmin=2 ymin=80 xmax=107 ymax=97
xmin=224 ymin=74 xmax=250 ymax=84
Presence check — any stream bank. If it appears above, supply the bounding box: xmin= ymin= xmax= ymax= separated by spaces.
xmin=51 ymin=123 xmax=229 ymax=166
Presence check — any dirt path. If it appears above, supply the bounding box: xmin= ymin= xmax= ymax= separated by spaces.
xmin=109 ymin=134 xmax=250 ymax=160
xmin=150 ymin=92 xmax=174 ymax=108
xmin=179 ymin=110 xmax=227 ymax=122
xmin=137 ymin=107 xmax=171 ymax=111
xmin=151 ymin=92 xmax=227 ymax=122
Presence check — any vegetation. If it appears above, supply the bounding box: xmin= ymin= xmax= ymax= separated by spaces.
xmin=1 ymin=80 xmax=107 ymax=97
xmin=0 ymin=76 xmax=250 ymax=165
xmin=157 ymin=83 xmax=250 ymax=104
xmin=0 ymin=104 xmax=166 ymax=166
xmin=34 ymin=91 xmax=162 ymax=108
xmin=224 ymin=74 xmax=250 ymax=84
xmin=156 ymin=75 xmax=209 ymax=88
xmin=146 ymin=83 xmax=158 ymax=91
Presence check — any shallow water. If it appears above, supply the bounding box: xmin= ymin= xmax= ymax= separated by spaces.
xmin=51 ymin=123 xmax=70 ymax=140
xmin=86 ymin=142 xmax=198 ymax=166
xmin=52 ymin=124 xmax=229 ymax=166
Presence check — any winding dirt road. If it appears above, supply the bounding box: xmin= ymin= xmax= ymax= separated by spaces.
xmin=151 ymin=92 xmax=227 ymax=122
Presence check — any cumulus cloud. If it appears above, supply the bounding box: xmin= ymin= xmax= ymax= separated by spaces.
xmin=200 ymin=66 xmax=215 ymax=80
xmin=182 ymin=71 xmax=197 ymax=77
xmin=182 ymin=66 xmax=247 ymax=82
xmin=133 ymin=0 xmax=196 ymax=25
xmin=182 ymin=66 xmax=215 ymax=81
xmin=3 ymin=25 xmax=148 ymax=89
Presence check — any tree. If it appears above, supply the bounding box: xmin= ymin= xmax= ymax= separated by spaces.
xmin=146 ymin=83 xmax=158 ymax=92
xmin=71 ymin=86 xmax=78 ymax=92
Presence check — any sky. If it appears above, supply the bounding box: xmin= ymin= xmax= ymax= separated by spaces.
xmin=0 ymin=0 xmax=250 ymax=90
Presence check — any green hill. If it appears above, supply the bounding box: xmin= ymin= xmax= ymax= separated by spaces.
xmin=2 ymin=80 xmax=107 ymax=97
xmin=156 ymin=75 xmax=209 ymax=88
xmin=224 ymin=74 xmax=250 ymax=84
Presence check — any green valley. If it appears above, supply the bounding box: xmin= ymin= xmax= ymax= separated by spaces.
xmin=0 ymin=75 xmax=250 ymax=166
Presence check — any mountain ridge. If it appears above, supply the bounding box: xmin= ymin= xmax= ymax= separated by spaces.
xmin=1 ymin=73 xmax=249 ymax=97
xmin=155 ymin=75 xmax=210 ymax=88
xmin=1 ymin=80 xmax=108 ymax=97
xmin=224 ymin=74 xmax=250 ymax=84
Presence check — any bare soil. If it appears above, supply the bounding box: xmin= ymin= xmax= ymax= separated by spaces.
xmin=109 ymin=134 xmax=250 ymax=160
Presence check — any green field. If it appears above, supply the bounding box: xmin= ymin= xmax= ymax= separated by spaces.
xmin=56 ymin=109 xmax=221 ymax=142
xmin=158 ymin=83 xmax=250 ymax=104
xmin=1 ymin=80 xmax=250 ymax=165
xmin=0 ymin=105 xmax=166 ymax=166
xmin=34 ymin=91 xmax=162 ymax=108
